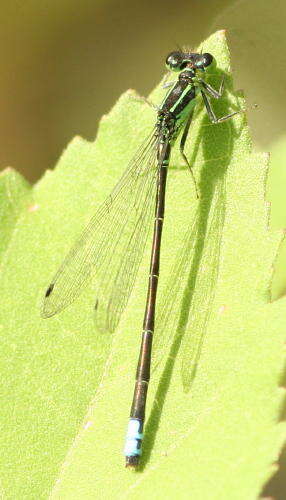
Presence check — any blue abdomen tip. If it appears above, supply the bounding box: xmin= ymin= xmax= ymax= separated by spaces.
xmin=124 ymin=419 xmax=143 ymax=457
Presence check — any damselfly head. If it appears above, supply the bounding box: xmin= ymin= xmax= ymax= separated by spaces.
xmin=166 ymin=51 xmax=214 ymax=72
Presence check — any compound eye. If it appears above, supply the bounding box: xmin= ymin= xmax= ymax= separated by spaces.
xmin=201 ymin=53 xmax=213 ymax=68
xmin=165 ymin=51 xmax=184 ymax=72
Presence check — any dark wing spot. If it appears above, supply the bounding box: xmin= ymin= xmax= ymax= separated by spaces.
xmin=45 ymin=283 xmax=54 ymax=297
xmin=94 ymin=299 xmax=99 ymax=311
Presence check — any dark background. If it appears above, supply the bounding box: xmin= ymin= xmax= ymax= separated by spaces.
xmin=1 ymin=0 xmax=286 ymax=183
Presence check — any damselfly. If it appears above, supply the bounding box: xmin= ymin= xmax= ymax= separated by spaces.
xmin=42 ymin=50 xmax=240 ymax=467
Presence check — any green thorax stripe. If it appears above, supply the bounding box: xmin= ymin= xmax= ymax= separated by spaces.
xmin=161 ymin=67 xmax=195 ymax=115
xmin=170 ymin=85 xmax=193 ymax=114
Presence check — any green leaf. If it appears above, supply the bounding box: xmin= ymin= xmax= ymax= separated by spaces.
xmin=0 ymin=30 xmax=285 ymax=499
xmin=0 ymin=140 xmax=115 ymax=497
xmin=268 ymin=135 xmax=286 ymax=300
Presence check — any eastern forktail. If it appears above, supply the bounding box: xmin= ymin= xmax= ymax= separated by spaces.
xmin=42 ymin=50 xmax=240 ymax=467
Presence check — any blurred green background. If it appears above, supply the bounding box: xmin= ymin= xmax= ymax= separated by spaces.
xmin=2 ymin=0 xmax=286 ymax=182
xmin=1 ymin=0 xmax=286 ymax=497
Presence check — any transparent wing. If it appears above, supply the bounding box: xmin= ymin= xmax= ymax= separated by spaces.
xmin=180 ymin=176 xmax=225 ymax=390
xmin=42 ymin=131 xmax=158 ymax=326
xmin=95 ymin=140 xmax=172 ymax=332
xmin=152 ymin=207 xmax=199 ymax=370
xmin=153 ymin=174 xmax=226 ymax=391
xmin=94 ymin=159 xmax=157 ymax=332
